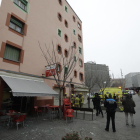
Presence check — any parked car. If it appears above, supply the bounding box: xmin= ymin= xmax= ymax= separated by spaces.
xmin=87 ymin=93 xmax=93 ymax=98
xmin=128 ymin=90 xmax=135 ymax=95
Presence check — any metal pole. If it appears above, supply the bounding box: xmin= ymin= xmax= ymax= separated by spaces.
xmin=69 ymin=78 xmax=72 ymax=102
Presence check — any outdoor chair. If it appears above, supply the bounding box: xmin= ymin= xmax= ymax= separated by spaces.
xmin=47 ymin=106 xmax=60 ymax=120
xmin=66 ymin=109 xmax=74 ymax=123
xmin=13 ymin=114 xmax=26 ymax=130
xmin=8 ymin=110 xmax=19 ymax=122
xmin=45 ymin=104 xmax=50 ymax=112
xmin=47 ymin=106 xmax=55 ymax=120
xmin=34 ymin=106 xmax=42 ymax=117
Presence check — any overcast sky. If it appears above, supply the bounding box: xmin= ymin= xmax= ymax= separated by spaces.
xmin=0 ymin=0 xmax=140 ymax=78
xmin=67 ymin=0 xmax=140 ymax=78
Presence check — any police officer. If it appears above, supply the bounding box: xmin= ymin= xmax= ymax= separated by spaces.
xmin=104 ymin=94 xmax=117 ymax=132
xmin=80 ymin=93 xmax=84 ymax=108
xmin=71 ymin=94 xmax=74 ymax=107
xmin=75 ymin=95 xmax=80 ymax=108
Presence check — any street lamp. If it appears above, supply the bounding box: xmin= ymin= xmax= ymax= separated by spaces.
xmin=104 ymin=81 xmax=106 ymax=88
xmin=102 ymin=81 xmax=106 ymax=100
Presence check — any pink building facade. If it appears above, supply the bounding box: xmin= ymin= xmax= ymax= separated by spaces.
xmin=0 ymin=0 xmax=87 ymax=112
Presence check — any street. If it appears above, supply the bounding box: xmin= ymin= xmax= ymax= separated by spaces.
xmin=0 ymin=94 xmax=140 ymax=140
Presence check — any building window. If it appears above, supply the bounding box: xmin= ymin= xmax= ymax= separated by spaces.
xmin=74 ymin=70 xmax=77 ymax=77
xmin=64 ymin=66 xmax=68 ymax=75
xmin=73 ymin=42 xmax=76 ymax=49
xmin=64 ymin=34 xmax=68 ymax=42
xmin=4 ymin=44 xmax=20 ymax=62
xmin=58 ymin=13 xmax=62 ymax=21
xmin=73 ymin=16 xmax=75 ymax=22
xmin=58 ymin=0 xmax=62 ymax=5
xmin=73 ymin=29 xmax=76 ymax=35
xmin=78 ymin=22 xmax=81 ymax=30
xmin=79 ymin=47 xmax=82 ymax=55
xmin=65 ymin=6 xmax=68 ymax=12
xmin=64 ymin=49 xmax=68 ymax=57
xmin=58 ymin=29 xmax=62 ymax=37
xmin=78 ymin=34 xmax=82 ymax=42
xmin=14 ymin=0 xmax=27 ymax=11
xmin=57 ymin=64 xmax=60 ymax=72
xmin=9 ymin=16 xmax=24 ymax=34
xmin=74 ymin=56 xmax=77 ymax=62
xmin=57 ymin=63 xmax=61 ymax=72
xmin=65 ymin=20 xmax=68 ymax=28
xmin=79 ymin=59 xmax=83 ymax=67
xmin=79 ymin=73 xmax=83 ymax=81
xmin=57 ymin=45 xmax=62 ymax=54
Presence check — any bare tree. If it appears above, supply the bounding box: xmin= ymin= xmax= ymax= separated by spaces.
xmin=84 ymin=70 xmax=99 ymax=108
xmin=110 ymin=78 xmax=125 ymax=89
xmin=85 ymin=71 xmax=99 ymax=93
xmin=38 ymin=41 xmax=81 ymax=107
xmin=96 ymin=72 xmax=110 ymax=98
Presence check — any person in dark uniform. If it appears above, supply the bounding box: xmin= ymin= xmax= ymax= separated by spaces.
xmin=92 ymin=93 xmax=96 ymax=109
xmin=104 ymin=94 xmax=117 ymax=132
xmin=113 ymin=93 xmax=116 ymax=101
xmin=94 ymin=93 xmax=104 ymax=117
xmin=105 ymin=94 xmax=108 ymax=101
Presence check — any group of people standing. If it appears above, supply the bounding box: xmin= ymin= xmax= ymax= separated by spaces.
xmin=92 ymin=92 xmax=136 ymax=132
xmin=64 ymin=93 xmax=84 ymax=108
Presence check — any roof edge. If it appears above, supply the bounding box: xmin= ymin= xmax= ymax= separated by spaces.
xmin=65 ymin=0 xmax=82 ymax=23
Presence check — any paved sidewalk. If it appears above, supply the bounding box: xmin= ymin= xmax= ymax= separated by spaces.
xmin=0 ymin=95 xmax=140 ymax=140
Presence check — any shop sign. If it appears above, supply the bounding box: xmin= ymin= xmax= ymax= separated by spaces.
xmin=46 ymin=65 xmax=56 ymax=77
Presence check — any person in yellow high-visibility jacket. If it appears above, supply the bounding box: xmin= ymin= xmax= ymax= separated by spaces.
xmin=64 ymin=93 xmax=67 ymax=99
xmin=71 ymin=94 xmax=74 ymax=107
xmin=124 ymin=92 xmax=128 ymax=95
xmin=75 ymin=95 xmax=80 ymax=108
xmin=80 ymin=93 xmax=84 ymax=108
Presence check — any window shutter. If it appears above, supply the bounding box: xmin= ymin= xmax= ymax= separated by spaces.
xmin=65 ymin=67 xmax=68 ymax=75
xmin=20 ymin=0 xmax=28 ymax=5
xmin=10 ymin=17 xmax=23 ymax=28
xmin=4 ymin=45 xmax=20 ymax=62
xmin=79 ymin=47 xmax=82 ymax=55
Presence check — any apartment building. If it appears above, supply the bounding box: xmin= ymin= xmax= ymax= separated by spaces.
xmin=84 ymin=61 xmax=110 ymax=93
xmin=0 ymin=0 xmax=85 ymax=112
xmin=125 ymin=72 xmax=140 ymax=89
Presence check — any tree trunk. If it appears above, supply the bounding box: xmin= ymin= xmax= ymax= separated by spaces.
xmin=59 ymin=88 xmax=62 ymax=119
xmin=59 ymin=88 xmax=62 ymax=107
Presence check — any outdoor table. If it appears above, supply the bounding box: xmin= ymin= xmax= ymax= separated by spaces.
xmin=6 ymin=113 xmax=26 ymax=128
xmin=39 ymin=105 xmax=49 ymax=113
xmin=49 ymin=106 xmax=60 ymax=120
